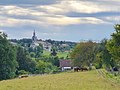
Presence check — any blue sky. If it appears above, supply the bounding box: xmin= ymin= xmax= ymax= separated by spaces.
xmin=0 ymin=0 xmax=120 ymax=42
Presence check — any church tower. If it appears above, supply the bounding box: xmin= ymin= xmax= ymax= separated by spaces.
xmin=32 ymin=30 xmax=37 ymax=42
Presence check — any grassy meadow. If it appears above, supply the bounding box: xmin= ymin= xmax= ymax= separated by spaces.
xmin=57 ymin=51 xmax=69 ymax=58
xmin=0 ymin=70 xmax=120 ymax=90
xmin=43 ymin=50 xmax=69 ymax=58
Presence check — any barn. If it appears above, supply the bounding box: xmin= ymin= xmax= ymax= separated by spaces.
xmin=59 ymin=60 xmax=72 ymax=71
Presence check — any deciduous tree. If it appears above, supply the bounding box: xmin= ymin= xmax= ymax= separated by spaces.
xmin=70 ymin=41 xmax=96 ymax=67
xmin=0 ymin=32 xmax=17 ymax=80
xmin=106 ymin=24 xmax=120 ymax=67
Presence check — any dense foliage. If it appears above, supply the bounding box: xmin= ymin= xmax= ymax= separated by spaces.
xmin=106 ymin=24 xmax=120 ymax=67
xmin=94 ymin=39 xmax=112 ymax=69
xmin=70 ymin=41 xmax=96 ymax=67
xmin=16 ymin=46 xmax=37 ymax=74
xmin=0 ymin=32 xmax=17 ymax=80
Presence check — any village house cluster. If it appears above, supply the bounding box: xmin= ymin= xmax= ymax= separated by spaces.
xmin=30 ymin=30 xmax=52 ymax=51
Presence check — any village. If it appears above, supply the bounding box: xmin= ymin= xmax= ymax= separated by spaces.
xmin=10 ymin=30 xmax=77 ymax=72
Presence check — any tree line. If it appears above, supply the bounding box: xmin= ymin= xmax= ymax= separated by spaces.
xmin=70 ymin=24 xmax=120 ymax=71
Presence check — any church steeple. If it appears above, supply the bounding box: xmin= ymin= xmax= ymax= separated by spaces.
xmin=33 ymin=30 xmax=35 ymax=36
xmin=32 ymin=30 xmax=37 ymax=42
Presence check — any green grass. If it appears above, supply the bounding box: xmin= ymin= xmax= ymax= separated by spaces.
xmin=43 ymin=50 xmax=51 ymax=56
xmin=43 ymin=50 xmax=69 ymax=58
xmin=57 ymin=51 xmax=69 ymax=58
xmin=0 ymin=70 xmax=120 ymax=90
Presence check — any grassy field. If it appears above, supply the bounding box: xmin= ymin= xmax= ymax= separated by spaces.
xmin=57 ymin=51 xmax=69 ymax=58
xmin=43 ymin=50 xmax=69 ymax=58
xmin=0 ymin=70 xmax=120 ymax=90
xmin=43 ymin=50 xmax=51 ymax=56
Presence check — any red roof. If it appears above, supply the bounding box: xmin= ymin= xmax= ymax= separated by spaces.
xmin=60 ymin=60 xmax=72 ymax=67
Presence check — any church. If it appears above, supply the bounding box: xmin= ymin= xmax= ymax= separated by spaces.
xmin=32 ymin=30 xmax=37 ymax=43
xmin=30 ymin=30 xmax=52 ymax=51
xmin=30 ymin=30 xmax=39 ymax=48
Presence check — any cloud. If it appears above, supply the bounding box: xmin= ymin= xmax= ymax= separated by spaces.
xmin=0 ymin=0 xmax=119 ymax=27
xmin=0 ymin=15 xmax=106 ymax=28
xmin=0 ymin=0 xmax=57 ymax=5
xmin=45 ymin=16 xmax=107 ymax=25
xmin=0 ymin=16 xmax=44 ymax=27
xmin=0 ymin=6 xmax=109 ymax=27
xmin=0 ymin=5 xmax=47 ymax=16
xmin=37 ymin=0 xmax=120 ymax=14
xmin=103 ymin=16 xmax=120 ymax=22
xmin=45 ymin=16 xmax=80 ymax=25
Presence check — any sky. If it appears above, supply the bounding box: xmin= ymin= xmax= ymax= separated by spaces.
xmin=0 ymin=0 xmax=120 ymax=42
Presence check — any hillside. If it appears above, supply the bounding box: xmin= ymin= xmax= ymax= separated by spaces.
xmin=0 ymin=70 xmax=120 ymax=90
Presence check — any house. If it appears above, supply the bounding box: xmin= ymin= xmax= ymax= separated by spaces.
xmin=37 ymin=41 xmax=52 ymax=51
xmin=10 ymin=42 xmax=18 ymax=46
xmin=59 ymin=60 xmax=72 ymax=71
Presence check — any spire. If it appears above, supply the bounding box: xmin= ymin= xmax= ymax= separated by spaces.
xmin=33 ymin=30 xmax=35 ymax=36
xmin=32 ymin=30 xmax=37 ymax=42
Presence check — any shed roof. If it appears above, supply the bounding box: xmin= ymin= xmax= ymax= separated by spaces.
xmin=60 ymin=60 xmax=72 ymax=67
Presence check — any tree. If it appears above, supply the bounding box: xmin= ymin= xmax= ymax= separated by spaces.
xmin=51 ymin=48 xmax=57 ymax=56
xmin=70 ymin=41 xmax=96 ymax=67
xmin=16 ymin=46 xmax=36 ymax=74
xmin=48 ymin=56 xmax=59 ymax=67
xmin=38 ymin=55 xmax=59 ymax=67
xmin=30 ymin=52 xmax=35 ymax=58
xmin=25 ymin=56 xmax=36 ymax=73
xmin=36 ymin=60 xmax=56 ymax=74
xmin=106 ymin=24 xmax=120 ymax=67
xmin=35 ymin=45 xmax=43 ymax=58
xmin=94 ymin=39 xmax=112 ymax=69
xmin=28 ymin=44 xmax=43 ymax=58
xmin=0 ymin=32 xmax=18 ymax=80
xmin=16 ymin=46 xmax=27 ymax=71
